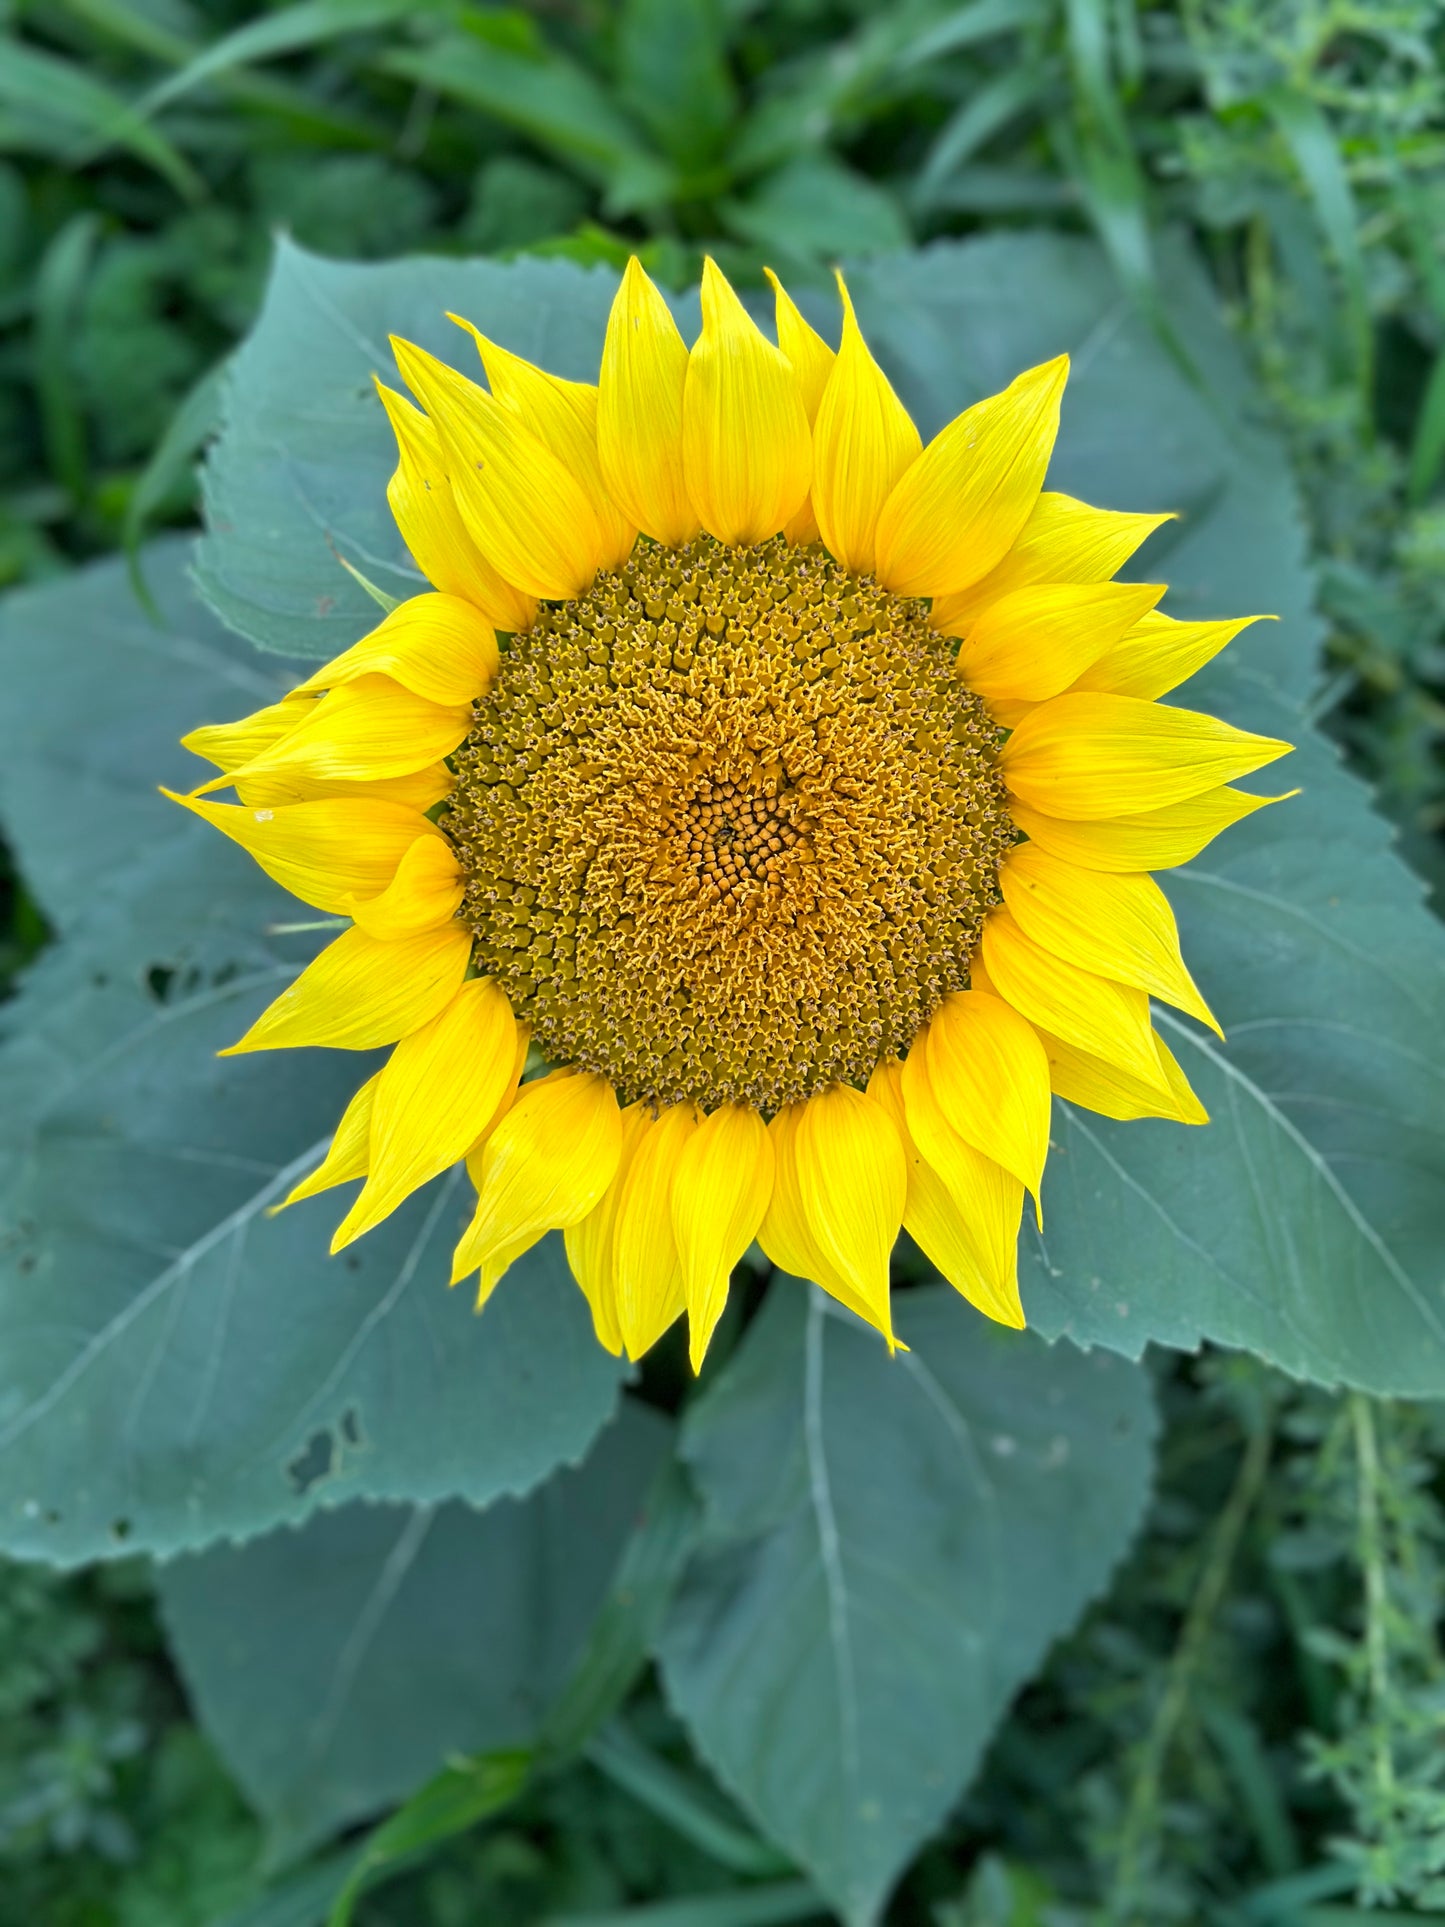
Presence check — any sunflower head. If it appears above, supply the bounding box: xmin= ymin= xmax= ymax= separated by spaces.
xmin=170 ymin=255 xmax=1292 ymax=1372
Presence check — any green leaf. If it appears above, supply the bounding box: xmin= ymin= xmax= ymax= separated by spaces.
xmin=0 ymin=544 xmax=626 ymax=1564
xmin=158 ymin=1401 xmax=669 ymax=1860
xmin=720 ymin=156 xmax=909 ymax=264
xmin=657 ymin=1285 xmax=1157 ymax=1927
xmin=125 ymin=354 xmax=230 ymax=607
xmin=194 ymin=241 xmax=627 ymax=660
xmin=615 ymin=0 xmax=737 ymax=172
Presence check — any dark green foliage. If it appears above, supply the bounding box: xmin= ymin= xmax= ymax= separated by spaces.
xmin=2 ymin=4 xmax=1445 ymax=1926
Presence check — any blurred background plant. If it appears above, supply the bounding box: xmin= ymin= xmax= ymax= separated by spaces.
xmin=1 ymin=1 xmax=1443 ymax=1922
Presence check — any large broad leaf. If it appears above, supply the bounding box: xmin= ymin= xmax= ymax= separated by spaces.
xmin=657 ymin=1284 xmax=1156 ymax=1927
xmin=188 ymin=234 xmax=1445 ymax=1395
xmin=0 ymin=546 xmax=625 ymax=1566
xmin=159 ymin=1400 xmax=669 ymax=1860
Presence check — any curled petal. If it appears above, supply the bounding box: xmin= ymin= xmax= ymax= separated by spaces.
xmin=161 ymin=790 xmax=441 ymax=914
xmin=1041 ymin=1025 xmax=1207 ymax=1124
xmin=454 ymin=1069 xmax=623 ymax=1305
xmin=296 ymin=593 xmax=499 ymax=706
xmin=1001 ymin=843 xmax=1220 ymax=1035
xmin=955 ymin=580 xmax=1163 ymax=705
xmin=192 ymin=675 xmax=471 ymax=794
xmin=980 ymin=905 xmax=1170 ymax=1094
xmin=347 ymin=835 xmax=464 ymax=940
xmin=872 ymin=1056 xmax=1025 ymax=1328
xmin=332 ymin=978 xmax=521 ymax=1250
xmin=910 ymin=990 xmax=1051 ymax=1212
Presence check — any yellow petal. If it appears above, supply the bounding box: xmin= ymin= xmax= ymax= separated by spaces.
xmin=221 ymin=921 xmax=471 ymax=1055
xmin=161 ymin=790 xmax=441 ymax=914
xmin=1041 ymin=1024 xmax=1208 ymax=1124
xmin=331 ymin=977 xmax=520 ymax=1250
xmin=671 ymin=1104 xmax=775 ymax=1373
xmin=193 ymin=675 xmax=471 ymax=795
xmin=1071 ymin=610 xmax=1268 ymax=701
xmin=233 ymin=764 xmax=453 ymax=812
xmin=872 ymin=1055 xmax=1025 ymax=1328
xmin=757 ymin=1103 xmax=866 ymax=1316
xmin=295 ymin=593 xmax=499 ymax=706
xmin=391 ymin=336 xmax=604 ymax=601
xmin=906 ymin=990 xmax=1051 ymax=1210
xmin=275 ymin=1072 xmax=378 ymax=1211
xmin=810 ymin=269 xmax=921 ymax=577
xmin=375 ymin=381 xmax=536 ymax=634
xmin=1001 ymin=843 xmax=1220 ymax=1035
xmin=873 ymin=355 xmax=1069 ymax=598
xmin=791 ymin=1083 xmax=904 ymax=1348
xmin=597 ymin=256 xmax=699 ymax=549
xmin=954 ymin=580 xmax=1165 ymax=705
xmin=610 ymin=1102 xmax=697 ymax=1360
xmin=564 ymin=1103 xmax=652 ymax=1356
xmin=450 ymin=316 xmax=637 ymax=572
xmin=766 ymin=269 xmax=835 ymax=422
xmin=1001 ymin=693 xmax=1292 ymax=820
xmin=453 ymin=1068 xmax=623 ymax=1305
xmin=682 ymin=256 xmax=812 ymax=547
xmin=183 ymin=693 xmax=318 ymax=772
xmin=768 ymin=270 xmax=836 ymax=546
xmin=930 ymin=491 xmax=1173 ymax=635
xmin=980 ymin=904 xmax=1170 ymax=1093
xmin=1009 ymin=785 xmax=1293 ymax=872
xmin=346 ymin=833 xmax=463 ymax=939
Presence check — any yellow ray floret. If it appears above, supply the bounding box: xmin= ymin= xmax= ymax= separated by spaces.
xmin=597 ymin=255 xmax=698 ymax=549
xmin=870 ymin=1056 xmax=1024 ymax=1329
xmin=980 ymin=906 xmax=1170 ymax=1094
xmin=222 ymin=922 xmax=470 ymax=1055
xmin=332 ymin=977 xmax=522 ymax=1251
xmin=275 ymin=1071 xmax=379 ymax=1211
xmin=874 ymin=354 xmax=1069 ymax=598
xmin=1007 ymin=785 xmax=1291 ymax=873
xmin=455 ymin=1068 xmax=623 ymax=1306
xmin=392 ymin=336 xmax=604 ymax=601
xmin=999 ymin=844 xmax=1221 ymax=1036
xmin=347 ymin=834 xmax=464 ymax=940
xmin=670 ymin=1103 xmax=775 ymax=1373
xmin=374 ymin=382 xmax=536 ymax=635
xmin=162 ymin=791 xmax=443 ymax=914
xmin=810 ymin=270 xmax=920 ymax=577
xmin=682 ymin=257 xmax=811 ymax=547
xmin=607 ymin=1102 xmax=697 ymax=1360
xmin=1002 ymin=692 xmax=1291 ymax=819
xmin=908 ymin=990 xmax=1051 ymax=1212
xmin=789 ymin=1084 xmax=904 ymax=1351
xmin=192 ymin=676 xmax=472 ymax=796
xmin=955 ymin=579 xmax=1165 ymax=708
xmin=293 ymin=593 xmax=500 ymax=707
xmin=932 ymin=491 xmax=1174 ymax=635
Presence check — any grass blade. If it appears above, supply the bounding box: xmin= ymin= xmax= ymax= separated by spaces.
xmin=0 ymin=34 xmax=202 ymax=197
xmin=1264 ymin=86 xmax=1370 ymax=383
xmin=586 ymin=1722 xmax=793 ymax=1880
xmin=33 ymin=213 xmax=102 ymax=509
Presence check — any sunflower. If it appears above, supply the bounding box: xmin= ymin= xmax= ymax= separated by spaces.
xmin=168 ymin=257 xmax=1292 ymax=1370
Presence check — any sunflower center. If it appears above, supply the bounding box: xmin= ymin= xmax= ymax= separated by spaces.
xmin=446 ymin=535 xmax=1014 ymax=1111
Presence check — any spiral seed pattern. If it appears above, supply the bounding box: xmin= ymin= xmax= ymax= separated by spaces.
xmin=446 ymin=535 xmax=1014 ymax=1110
